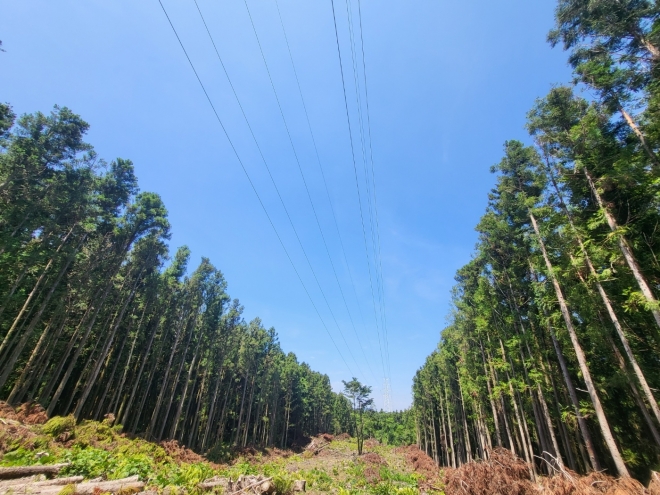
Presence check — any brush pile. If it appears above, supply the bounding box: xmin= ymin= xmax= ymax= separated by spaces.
xmin=443 ymin=448 xmax=650 ymax=495
xmin=198 ymin=475 xmax=306 ymax=494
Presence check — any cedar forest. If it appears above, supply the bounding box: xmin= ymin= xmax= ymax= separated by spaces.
xmin=1 ymin=0 xmax=660 ymax=486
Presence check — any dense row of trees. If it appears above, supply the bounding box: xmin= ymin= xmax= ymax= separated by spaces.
xmin=0 ymin=101 xmax=354 ymax=452
xmin=413 ymin=0 xmax=660 ymax=482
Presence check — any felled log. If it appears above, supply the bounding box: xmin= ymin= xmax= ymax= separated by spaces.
xmin=0 ymin=476 xmax=143 ymax=495
xmin=74 ymin=477 xmax=144 ymax=494
xmin=198 ymin=477 xmax=232 ymax=491
xmin=0 ymin=476 xmax=83 ymax=490
xmin=0 ymin=464 xmax=69 ymax=480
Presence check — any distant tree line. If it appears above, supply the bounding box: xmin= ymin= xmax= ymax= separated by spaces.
xmin=413 ymin=0 xmax=660 ymax=482
xmin=0 ymin=101 xmax=357 ymax=452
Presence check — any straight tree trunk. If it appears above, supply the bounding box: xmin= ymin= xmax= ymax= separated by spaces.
xmin=584 ymin=168 xmax=660 ymax=331
xmin=0 ymin=226 xmax=75 ymax=358
xmin=530 ymin=213 xmax=629 ymax=477
xmin=608 ymin=336 xmax=660 ymax=447
xmin=548 ymin=161 xmax=660 ymax=427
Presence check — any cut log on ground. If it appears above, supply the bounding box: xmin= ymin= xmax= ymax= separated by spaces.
xmin=0 ymin=476 xmax=83 ymax=489
xmin=198 ymin=477 xmax=233 ymax=491
xmin=0 ymin=464 xmax=70 ymax=480
xmin=0 ymin=476 xmax=84 ymax=489
xmin=0 ymin=476 xmax=143 ymax=495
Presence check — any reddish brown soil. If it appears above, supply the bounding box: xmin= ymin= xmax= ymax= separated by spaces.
xmin=335 ymin=433 xmax=350 ymax=441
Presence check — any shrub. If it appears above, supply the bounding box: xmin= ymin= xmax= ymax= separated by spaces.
xmin=42 ymin=416 xmax=76 ymax=437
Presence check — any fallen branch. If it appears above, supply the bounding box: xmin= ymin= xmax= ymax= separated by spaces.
xmin=0 ymin=465 xmax=70 ymax=480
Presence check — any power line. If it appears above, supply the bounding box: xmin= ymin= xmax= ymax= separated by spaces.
xmin=343 ymin=0 xmax=387 ymax=376
xmin=328 ymin=0 xmax=387 ymax=382
xmin=272 ymin=0 xmax=378 ymax=384
xmin=191 ymin=0 xmax=367 ymax=380
xmin=156 ymin=0 xmax=354 ymax=377
xmin=354 ymin=0 xmax=392 ymax=381
xmin=240 ymin=0 xmax=374 ymax=382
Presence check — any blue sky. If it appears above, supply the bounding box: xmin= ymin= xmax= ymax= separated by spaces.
xmin=1 ymin=0 xmax=571 ymax=410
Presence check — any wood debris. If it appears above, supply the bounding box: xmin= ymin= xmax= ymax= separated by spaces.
xmin=198 ymin=475 xmax=306 ymax=493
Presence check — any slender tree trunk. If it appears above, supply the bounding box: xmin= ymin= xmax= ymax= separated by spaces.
xmin=547 ymin=161 xmax=660 ymax=427
xmin=73 ymin=275 xmax=141 ymax=420
xmin=443 ymin=384 xmax=456 ymax=468
xmin=187 ymin=368 xmax=206 ymax=448
xmin=170 ymin=335 xmax=202 ymax=440
xmin=584 ymin=168 xmax=660 ymax=331
xmin=480 ymin=343 xmax=502 ymax=447
xmin=530 ymin=213 xmax=629 ymax=476
xmin=618 ymin=107 xmax=660 ymax=167
xmin=6 ymin=304 xmax=66 ymax=405
xmin=202 ymin=368 xmax=225 ymax=450
xmin=0 ymin=226 xmax=75 ymax=357
xmin=120 ymin=313 xmax=158 ymax=426
xmin=93 ymin=318 xmax=133 ymax=420
xmin=234 ymin=371 xmax=250 ymax=446
xmin=457 ymin=374 xmax=473 ymax=463
xmin=242 ymin=377 xmax=256 ymax=447
xmin=146 ymin=306 xmax=191 ymax=438
xmin=156 ymin=318 xmax=195 ymax=441
xmin=0 ymin=264 xmax=29 ymax=322
xmin=608 ymin=336 xmax=660 ymax=446
xmin=46 ymin=280 xmax=114 ymax=416
xmin=499 ymin=339 xmax=535 ymax=478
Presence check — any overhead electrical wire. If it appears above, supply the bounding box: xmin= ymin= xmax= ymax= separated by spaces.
xmin=339 ymin=0 xmax=392 ymax=395
xmin=240 ymin=0 xmax=378 ymax=382
xmin=243 ymin=0 xmax=379 ymax=384
xmin=191 ymin=0 xmax=367 ymax=381
xmin=343 ymin=0 xmax=384 ymax=354
xmin=156 ymin=0 xmax=355 ymax=377
xmin=354 ymin=0 xmax=392 ymax=382
xmin=328 ymin=0 xmax=388 ymax=381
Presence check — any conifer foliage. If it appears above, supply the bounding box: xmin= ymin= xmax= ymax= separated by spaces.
xmin=0 ymin=103 xmax=350 ymax=451
xmin=413 ymin=1 xmax=660 ymax=481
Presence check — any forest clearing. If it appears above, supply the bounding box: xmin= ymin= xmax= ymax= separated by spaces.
xmin=0 ymin=401 xmax=658 ymax=495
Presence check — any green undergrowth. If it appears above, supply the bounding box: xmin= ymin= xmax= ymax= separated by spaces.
xmin=0 ymin=419 xmax=430 ymax=494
